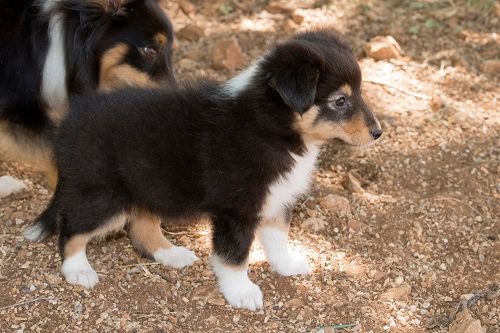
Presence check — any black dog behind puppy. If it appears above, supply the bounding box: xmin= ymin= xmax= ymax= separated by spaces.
xmin=0 ymin=0 xmax=175 ymax=186
xmin=27 ymin=30 xmax=382 ymax=310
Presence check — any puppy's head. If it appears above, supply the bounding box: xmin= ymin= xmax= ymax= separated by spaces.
xmin=58 ymin=0 xmax=175 ymax=92
xmin=263 ymin=30 xmax=382 ymax=146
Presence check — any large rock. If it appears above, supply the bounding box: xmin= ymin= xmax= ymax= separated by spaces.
xmin=212 ymin=39 xmax=246 ymax=71
xmin=364 ymin=36 xmax=402 ymax=60
xmin=448 ymin=310 xmax=484 ymax=333
xmin=318 ymin=194 xmax=351 ymax=216
xmin=0 ymin=176 xmax=27 ymax=198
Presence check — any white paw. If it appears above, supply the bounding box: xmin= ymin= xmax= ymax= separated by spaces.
xmin=63 ymin=268 xmax=99 ymax=288
xmin=61 ymin=251 xmax=99 ymax=288
xmin=154 ymin=246 xmax=199 ymax=269
xmin=271 ymin=252 xmax=311 ymax=276
xmin=220 ymin=279 xmax=263 ymax=311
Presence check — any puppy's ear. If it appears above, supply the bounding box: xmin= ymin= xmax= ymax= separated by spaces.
xmin=267 ymin=43 xmax=322 ymax=115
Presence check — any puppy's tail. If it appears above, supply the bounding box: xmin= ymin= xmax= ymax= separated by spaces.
xmin=24 ymin=186 xmax=62 ymax=241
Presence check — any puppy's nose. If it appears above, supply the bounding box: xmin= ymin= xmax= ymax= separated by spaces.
xmin=370 ymin=129 xmax=383 ymax=140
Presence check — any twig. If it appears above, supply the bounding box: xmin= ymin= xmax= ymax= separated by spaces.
xmin=0 ymin=297 xmax=53 ymax=311
xmin=427 ymin=284 xmax=499 ymax=329
xmin=364 ymin=79 xmax=431 ymax=100
xmin=117 ymin=262 xmax=162 ymax=269
xmin=434 ymin=196 xmax=482 ymax=216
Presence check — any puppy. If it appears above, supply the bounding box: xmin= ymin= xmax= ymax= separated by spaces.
xmin=26 ymin=30 xmax=382 ymax=310
xmin=0 ymin=0 xmax=175 ymax=186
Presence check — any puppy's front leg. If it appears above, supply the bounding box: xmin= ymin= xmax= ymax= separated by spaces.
xmin=257 ymin=210 xmax=311 ymax=276
xmin=210 ymin=213 xmax=263 ymax=311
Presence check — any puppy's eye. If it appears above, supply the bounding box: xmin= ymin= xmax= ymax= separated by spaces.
xmin=335 ymin=96 xmax=346 ymax=107
xmin=140 ymin=46 xmax=158 ymax=60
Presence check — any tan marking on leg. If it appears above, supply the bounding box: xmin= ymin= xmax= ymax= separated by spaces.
xmin=98 ymin=43 xmax=157 ymax=91
xmin=259 ymin=215 xmax=289 ymax=233
xmin=63 ymin=212 xmax=128 ymax=258
xmin=129 ymin=209 xmax=173 ymax=256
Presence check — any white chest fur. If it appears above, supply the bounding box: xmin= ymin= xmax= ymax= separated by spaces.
xmin=262 ymin=144 xmax=320 ymax=219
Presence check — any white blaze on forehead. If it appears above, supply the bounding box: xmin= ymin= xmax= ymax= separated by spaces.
xmin=262 ymin=144 xmax=320 ymax=219
xmin=42 ymin=0 xmax=68 ymax=110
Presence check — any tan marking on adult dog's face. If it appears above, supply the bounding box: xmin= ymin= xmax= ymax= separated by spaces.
xmin=98 ymin=43 xmax=158 ymax=91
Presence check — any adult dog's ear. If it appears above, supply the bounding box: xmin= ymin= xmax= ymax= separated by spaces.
xmin=267 ymin=42 xmax=322 ymax=115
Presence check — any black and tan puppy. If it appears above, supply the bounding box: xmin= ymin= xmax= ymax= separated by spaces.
xmin=26 ymin=30 xmax=382 ymax=310
xmin=0 ymin=0 xmax=175 ymax=185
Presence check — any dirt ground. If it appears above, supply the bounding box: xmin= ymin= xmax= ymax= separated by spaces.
xmin=1 ymin=0 xmax=499 ymax=332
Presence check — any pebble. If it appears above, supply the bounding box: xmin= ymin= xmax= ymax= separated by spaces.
xmin=318 ymin=194 xmax=351 ymax=216
xmin=178 ymin=0 xmax=196 ymax=16
xmin=0 ymin=176 xmax=27 ymax=198
xmin=342 ymin=172 xmax=365 ymax=194
xmin=303 ymin=217 xmax=327 ymax=232
xmin=380 ymin=283 xmax=411 ymax=301
xmin=448 ymin=310 xmax=484 ymax=333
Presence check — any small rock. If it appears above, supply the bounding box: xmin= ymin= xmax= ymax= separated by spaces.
xmin=347 ymin=219 xmax=367 ymax=232
xmin=176 ymin=24 xmax=204 ymax=41
xmin=395 ymin=276 xmax=404 ymax=285
xmin=482 ymin=60 xmax=500 ymax=74
xmin=364 ymin=36 xmax=402 ymax=60
xmin=342 ymin=172 xmax=365 ymax=194
xmin=283 ymin=19 xmax=298 ymax=32
xmin=46 ymin=275 xmax=63 ymax=286
xmin=0 ymin=176 xmax=28 ymax=198
xmin=303 ymin=217 xmax=327 ymax=232
xmin=448 ymin=310 xmax=484 ymax=333
xmin=178 ymin=0 xmax=196 ymax=16
xmin=212 ymin=39 xmax=246 ymax=71
xmin=287 ymin=298 xmax=304 ymax=307
xmin=318 ymin=194 xmax=351 ymax=216
xmin=380 ymin=283 xmax=411 ymax=301
xmin=430 ymin=95 xmax=446 ymax=111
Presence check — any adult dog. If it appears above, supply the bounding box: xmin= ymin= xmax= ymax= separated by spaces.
xmin=0 ymin=0 xmax=175 ymax=185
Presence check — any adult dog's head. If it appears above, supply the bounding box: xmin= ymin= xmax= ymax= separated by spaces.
xmin=43 ymin=0 xmax=175 ymax=107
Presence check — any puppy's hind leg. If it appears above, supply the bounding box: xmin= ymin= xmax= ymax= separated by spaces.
xmin=59 ymin=210 xmax=128 ymax=289
xmin=257 ymin=209 xmax=311 ymax=276
xmin=210 ymin=212 xmax=263 ymax=311
xmin=128 ymin=209 xmax=198 ymax=269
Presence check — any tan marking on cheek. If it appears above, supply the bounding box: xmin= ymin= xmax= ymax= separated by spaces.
xmin=339 ymin=83 xmax=352 ymax=96
xmin=338 ymin=113 xmax=374 ymax=145
xmin=129 ymin=208 xmax=173 ymax=256
xmin=63 ymin=212 xmax=128 ymax=258
xmin=293 ymin=106 xmax=339 ymax=143
xmin=99 ymin=43 xmax=157 ymax=91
